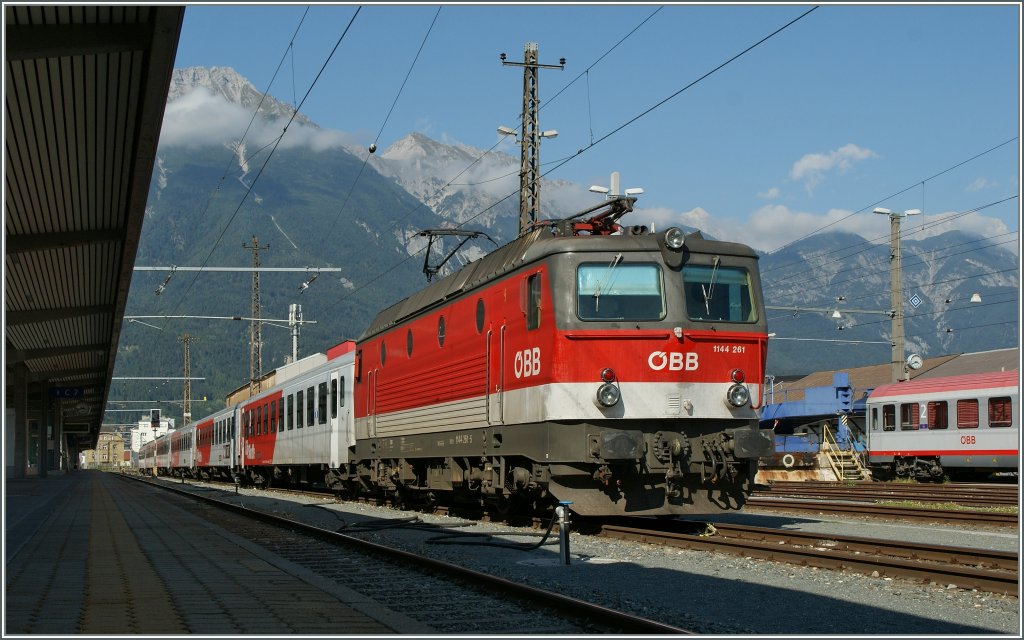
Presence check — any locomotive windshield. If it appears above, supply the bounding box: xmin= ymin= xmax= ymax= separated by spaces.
xmin=577 ymin=262 xmax=665 ymax=321
xmin=683 ymin=264 xmax=758 ymax=322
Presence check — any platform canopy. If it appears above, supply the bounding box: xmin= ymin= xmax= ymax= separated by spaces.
xmin=4 ymin=5 xmax=184 ymax=446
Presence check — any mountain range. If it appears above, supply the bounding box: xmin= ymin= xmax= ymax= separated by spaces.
xmin=110 ymin=67 xmax=1018 ymax=420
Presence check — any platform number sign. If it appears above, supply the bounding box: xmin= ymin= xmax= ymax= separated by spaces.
xmin=909 ymin=293 xmax=922 ymax=309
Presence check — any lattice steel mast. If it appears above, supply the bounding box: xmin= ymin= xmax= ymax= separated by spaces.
xmin=242 ymin=236 xmax=269 ymax=395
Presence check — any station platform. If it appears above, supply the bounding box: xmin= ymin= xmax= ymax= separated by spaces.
xmin=4 ymin=470 xmax=433 ymax=634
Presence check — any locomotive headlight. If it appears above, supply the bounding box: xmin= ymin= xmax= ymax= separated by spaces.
xmin=664 ymin=227 xmax=685 ymax=250
xmin=596 ymin=382 xmax=621 ymax=407
xmin=726 ymin=383 xmax=750 ymax=407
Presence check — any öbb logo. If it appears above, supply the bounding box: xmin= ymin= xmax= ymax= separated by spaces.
xmin=648 ymin=351 xmax=699 ymax=371
xmin=514 ymin=347 xmax=541 ymax=378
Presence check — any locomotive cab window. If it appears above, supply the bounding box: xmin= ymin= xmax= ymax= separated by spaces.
xmin=682 ymin=262 xmax=757 ymax=323
xmin=577 ymin=263 xmax=664 ymax=321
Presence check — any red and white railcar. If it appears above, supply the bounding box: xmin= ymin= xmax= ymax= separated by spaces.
xmin=192 ymin=406 xmax=237 ymax=481
xmin=236 ymin=343 xmax=356 ymax=487
xmin=866 ymin=370 xmax=1019 ymax=480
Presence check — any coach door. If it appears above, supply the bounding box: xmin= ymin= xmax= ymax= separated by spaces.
xmin=487 ymin=324 xmax=505 ymax=424
xmin=328 ymin=370 xmax=352 ymax=466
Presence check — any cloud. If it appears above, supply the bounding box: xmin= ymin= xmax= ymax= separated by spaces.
xmin=789 ymin=143 xmax=877 ymax=193
xmin=159 ymin=88 xmax=357 ymax=151
xmin=758 ymin=187 xmax=780 ymax=199
xmin=966 ymin=177 xmax=997 ymax=192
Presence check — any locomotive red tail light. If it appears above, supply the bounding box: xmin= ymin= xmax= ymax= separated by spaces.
xmin=600 ymin=368 xmax=616 ymax=383
xmin=731 ymin=369 xmax=745 ymax=383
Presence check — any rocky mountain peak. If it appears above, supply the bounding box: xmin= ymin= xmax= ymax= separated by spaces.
xmin=168 ymin=66 xmax=317 ymax=128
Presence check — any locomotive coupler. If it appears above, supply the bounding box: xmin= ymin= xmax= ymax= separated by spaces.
xmin=555 ymin=501 xmax=573 ymax=565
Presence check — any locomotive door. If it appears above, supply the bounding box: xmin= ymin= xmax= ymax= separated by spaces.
xmin=368 ymin=369 xmax=377 ymax=437
xmin=487 ymin=325 xmax=505 ymax=424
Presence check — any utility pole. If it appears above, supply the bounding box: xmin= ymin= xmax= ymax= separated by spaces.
xmin=874 ymin=207 xmax=920 ymax=382
xmin=180 ymin=334 xmax=197 ymax=424
xmin=501 ymin=43 xmax=564 ymax=235
xmin=288 ymin=304 xmax=302 ymax=363
xmin=242 ymin=236 xmax=269 ymax=395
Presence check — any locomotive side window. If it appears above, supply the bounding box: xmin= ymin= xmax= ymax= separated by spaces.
xmin=296 ymin=391 xmax=304 ymax=429
xmin=899 ymin=403 xmax=919 ymax=430
xmin=882 ymin=404 xmax=896 ymax=431
xmin=926 ymin=401 xmax=948 ymax=429
xmin=527 ymin=274 xmax=542 ymax=329
xmin=438 ymin=315 xmax=446 ymax=346
xmin=318 ymin=382 xmax=328 ymax=425
xmin=577 ymin=263 xmax=664 ymax=321
xmin=406 ymin=330 xmax=413 ymax=357
xmin=476 ymin=298 xmax=485 ymax=333
xmin=989 ymin=397 xmax=1013 ymax=427
xmin=682 ymin=264 xmax=757 ymax=323
xmin=956 ymin=399 xmax=979 ymax=428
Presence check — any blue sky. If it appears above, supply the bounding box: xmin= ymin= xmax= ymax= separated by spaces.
xmin=171 ymin=3 xmax=1020 ymax=253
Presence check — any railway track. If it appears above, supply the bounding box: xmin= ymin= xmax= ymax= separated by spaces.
xmin=758 ymin=481 xmax=1019 ymax=508
xmin=592 ymin=519 xmax=1019 ymax=596
xmin=119 ymin=474 xmax=691 ymax=634
xmin=744 ymin=496 xmax=1019 ymax=526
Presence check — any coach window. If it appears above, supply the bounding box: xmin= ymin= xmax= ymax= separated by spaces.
xmin=307 ymin=386 xmax=315 ymax=427
xmin=318 ymin=382 xmax=328 ymax=425
xmin=989 ymin=397 xmax=1012 ymax=427
xmin=339 ymin=376 xmax=346 ymax=408
xmin=278 ymin=399 xmax=284 ymax=432
xmin=287 ymin=394 xmax=294 ymax=430
xmin=437 ymin=315 xmax=446 ymax=347
xmin=899 ymin=403 xmax=919 ymax=431
xmin=270 ymin=400 xmax=277 ymax=433
xmin=927 ymin=401 xmax=948 ymax=429
xmin=331 ymin=379 xmax=338 ymax=418
xmin=929 ymin=399 xmax=950 ymax=430
xmin=882 ymin=404 xmax=896 ymax=431
xmin=577 ymin=263 xmax=664 ymax=321
xmin=476 ymin=299 xmax=485 ymax=333
xmin=296 ymin=391 xmax=304 ymax=428
xmin=956 ymin=399 xmax=979 ymax=428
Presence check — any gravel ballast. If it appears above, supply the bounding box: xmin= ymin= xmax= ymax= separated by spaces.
xmin=183 ymin=482 xmax=1020 ymax=635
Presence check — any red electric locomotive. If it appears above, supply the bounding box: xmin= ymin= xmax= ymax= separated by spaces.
xmin=351 ymin=196 xmax=774 ymax=516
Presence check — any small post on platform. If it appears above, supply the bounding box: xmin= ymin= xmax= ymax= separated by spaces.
xmin=556 ymin=501 xmax=573 ymax=565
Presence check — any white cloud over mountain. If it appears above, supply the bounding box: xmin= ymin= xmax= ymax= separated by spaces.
xmin=160 ymin=86 xmax=357 ymax=152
